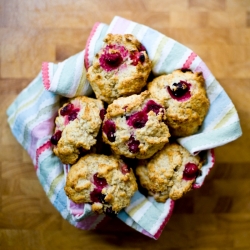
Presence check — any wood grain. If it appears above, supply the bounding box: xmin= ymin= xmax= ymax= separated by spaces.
xmin=1 ymin=0 xmax=250 ymax=249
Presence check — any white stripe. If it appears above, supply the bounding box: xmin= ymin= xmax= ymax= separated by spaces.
xmin=207 ymin=80 xmax=223 ymax=103
xmin=174 ymin=48 xmax=194 ymax=69
xmin=203 ymin=104 xmax=238 ymax=132
xmin=125 ymin=197 xmax=152 ymax=222
xmin=50 ymin=61 xmax=65 ymax=92
xmin=149 ymin=199 xmax=172 ymax=235
xmin=154 ymin=38 xmax=175 ymax=73
xmin=72 ymin=51 xmax=85 ymax=95
xmin=134 ymin=25 xmax=148 ymax=42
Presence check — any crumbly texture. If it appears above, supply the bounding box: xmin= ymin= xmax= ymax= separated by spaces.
xmin=148 ymin=69 xmax=210 ymax=137
xmin=52 ymin=96 xmax=104 ymax=164
xmin=136 ymin=143 xmax=202 ymax=202
xmin=102 ymin=90 xmax=171 ymax=159
xmin=87 ymin=33 xmax=152 ymax=104
xmin=64 ymin=154 xmax=138 ymax=214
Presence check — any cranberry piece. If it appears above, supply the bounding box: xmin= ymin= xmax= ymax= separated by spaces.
xmin=167 ymin=81 xmax=191 ymax=101
xmin=60 ymin=103 xmax=74 ymax=116
xmin=90 ymin=189 xmax=106 ymax=203
xmin=60 ymin=103 xmax=80 ymax=121
xmin=127 ymin=111 xmax=148 ymax=129
xmin=143 ymin=100 xmax=163 ymax=115
xmin=139 ymin=54 xmax=145 ymax=63
xmin=138 ymin=44 xmax=146 ymax=52
xmin=99 ymin=109 xmax=106 ymax=121
xmin=120 ymin=163 xmax=130 ymax=175
xmin=50 ymin=130 xmax=62 ymax=145
xmin=99 ymin=49 xmax=123 ymax=71
xmin=103 ymin=120 xmax=116 ymax=142
xmin=93 ymin=173 xmax=108 ymax=189
xmin=128 ymin=135 xmax=140 ymax=153
xmin=130 ymin=52 xmax=145 ymax=66
xmin=171 ymin=81 xmax=189 ymax=97
xmin=183 ymin=163 xmax=199 ymax=180
xmin=68 ymin=109 xmax=80 ymax=121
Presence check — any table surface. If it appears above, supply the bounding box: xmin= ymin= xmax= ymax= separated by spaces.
xmin=1 ymin=0 xmax=250 ymax=249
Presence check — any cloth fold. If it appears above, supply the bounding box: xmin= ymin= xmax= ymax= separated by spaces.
xmin=6 ymin=16 xmax=242 ymax=239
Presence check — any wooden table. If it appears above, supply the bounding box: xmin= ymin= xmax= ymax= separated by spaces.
xmin=1 ymin=0 xmax=250 ymax=249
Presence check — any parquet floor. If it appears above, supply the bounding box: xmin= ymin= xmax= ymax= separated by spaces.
xmin=1 ymin=0 xmax=250 ymax=249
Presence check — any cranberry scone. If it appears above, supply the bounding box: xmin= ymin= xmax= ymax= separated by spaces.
xmin=50 ymin=96 xmax=104 ymax=164
xmin=102 ymin=90 xmax=171 ymax=159
xmin=148 ymin=69 xmax=210 ymax=137
xmin=87 ymin=33 xmax=152 ymax=104
xmin=64 ymin=154 xmax=138 ymax=215
xmin=136 ymin=142 xmax=203 ymax=202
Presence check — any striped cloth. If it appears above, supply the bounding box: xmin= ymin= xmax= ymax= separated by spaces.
xmin=6 ymin=16 xmax=242 ymax=239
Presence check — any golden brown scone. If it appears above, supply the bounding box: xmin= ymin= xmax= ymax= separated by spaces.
xmin=87 ymin=33 xmax=152 ymax=104
xmin=136 ymin=142 xmax=203 ymax=202
xmin=64 ymin=154 xmax=138 ymax=215
xmin=148 ymin=69 xmax=210 ymax=137
xmin=50 ymin=96 xmax=104 ymax=164
xmin=102 ymin=90 xmax=171 ymax=159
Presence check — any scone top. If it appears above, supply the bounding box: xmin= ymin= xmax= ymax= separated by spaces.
xmin=148 ymin=69 xmax=210 ymax=137
xmin=87 ymin=33 xmax=152 ymax=104
xmin=102 ymin=90 xmax=171 ymax=159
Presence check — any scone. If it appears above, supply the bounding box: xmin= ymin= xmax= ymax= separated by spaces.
xmin=64 ymin=154 xmax=138 ymax=215
xmin=102 ymin=90 xmax=171 ymax=159
xmin=148 ymin=69 xmax=210 ymax=137
xmin=87 ymin=33 xmax=152 ymax=104
xmin=50 ymin=96 xmax=104 ymax=164
xmin=136 ymin=142 xmax=203 ymax=202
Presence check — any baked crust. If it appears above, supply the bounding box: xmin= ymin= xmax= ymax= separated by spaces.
xmin=148 ymin=69 xmax=210 ymax=137
xmin=87 ymin=33 xmax=152 ymax=104
xmin=52 ymin=96 xmax=104 ymax=164
xmin=136 ymin=142 xmax=203 ymax=202
xmin=102 ymin=90 xmax=171 ymax=159
xmin=64 ymin=154 xmax=138 ymax=214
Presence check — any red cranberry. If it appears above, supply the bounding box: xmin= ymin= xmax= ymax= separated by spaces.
xmin=167 ymin=81 xmax=191 ymax=101
xmin=50 ymin=130 xmax=62 ymax=145
xmin=183 ymin=163 xmax=199 ymax=180
xmin=93 ymin=173 xmax=108 ymax=189
xmin=60 ymin=103 xmax=80 ymax=121
xmin=99 ymin=45 xmax=125 ymax=71
xmin=143 ymin=100 xmax=163 ymax=115
xmin=120 ymin=163 xmax=130 ymax=175
xmin=138 ymin=44 xmax=146 ymax=52
xmin=103 ymin=120 xmax=116 ymax=142
xmin=127 ymin=111 xmax=148 ymax=129
xmin=99 ymin=109 xmax=106 ymax=121
xmin=60 ymin=103 xmax=74 ymax=116
xmin=130 ymin=52 xmax=145 ymax=66
xmin=68 ymin=108 xmax=80 ymax=121
xmin=128 ymin=135 xmax=140 ymax=153
xmin=90 ymin=189 xmax=106 ymax=203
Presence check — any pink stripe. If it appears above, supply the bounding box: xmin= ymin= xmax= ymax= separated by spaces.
xmin=110 ymin=17 xmax=132 ymax=34
xmin=84 ymin=22 xmax=101 ymax=69
xmin=28 ymin=116 xmax=56 ymax=160
xmin=35 ymin=140 xmax=52 ymax=171
xmin=154 ymin=200 xmax=175 ymax=239
xmin=42 ymin=62 xmax=50 ymax=90
xmin=195 ymin=60 xmax=212 ymax=80
xmin=182 ymin=51 xmax=197 ymax=69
